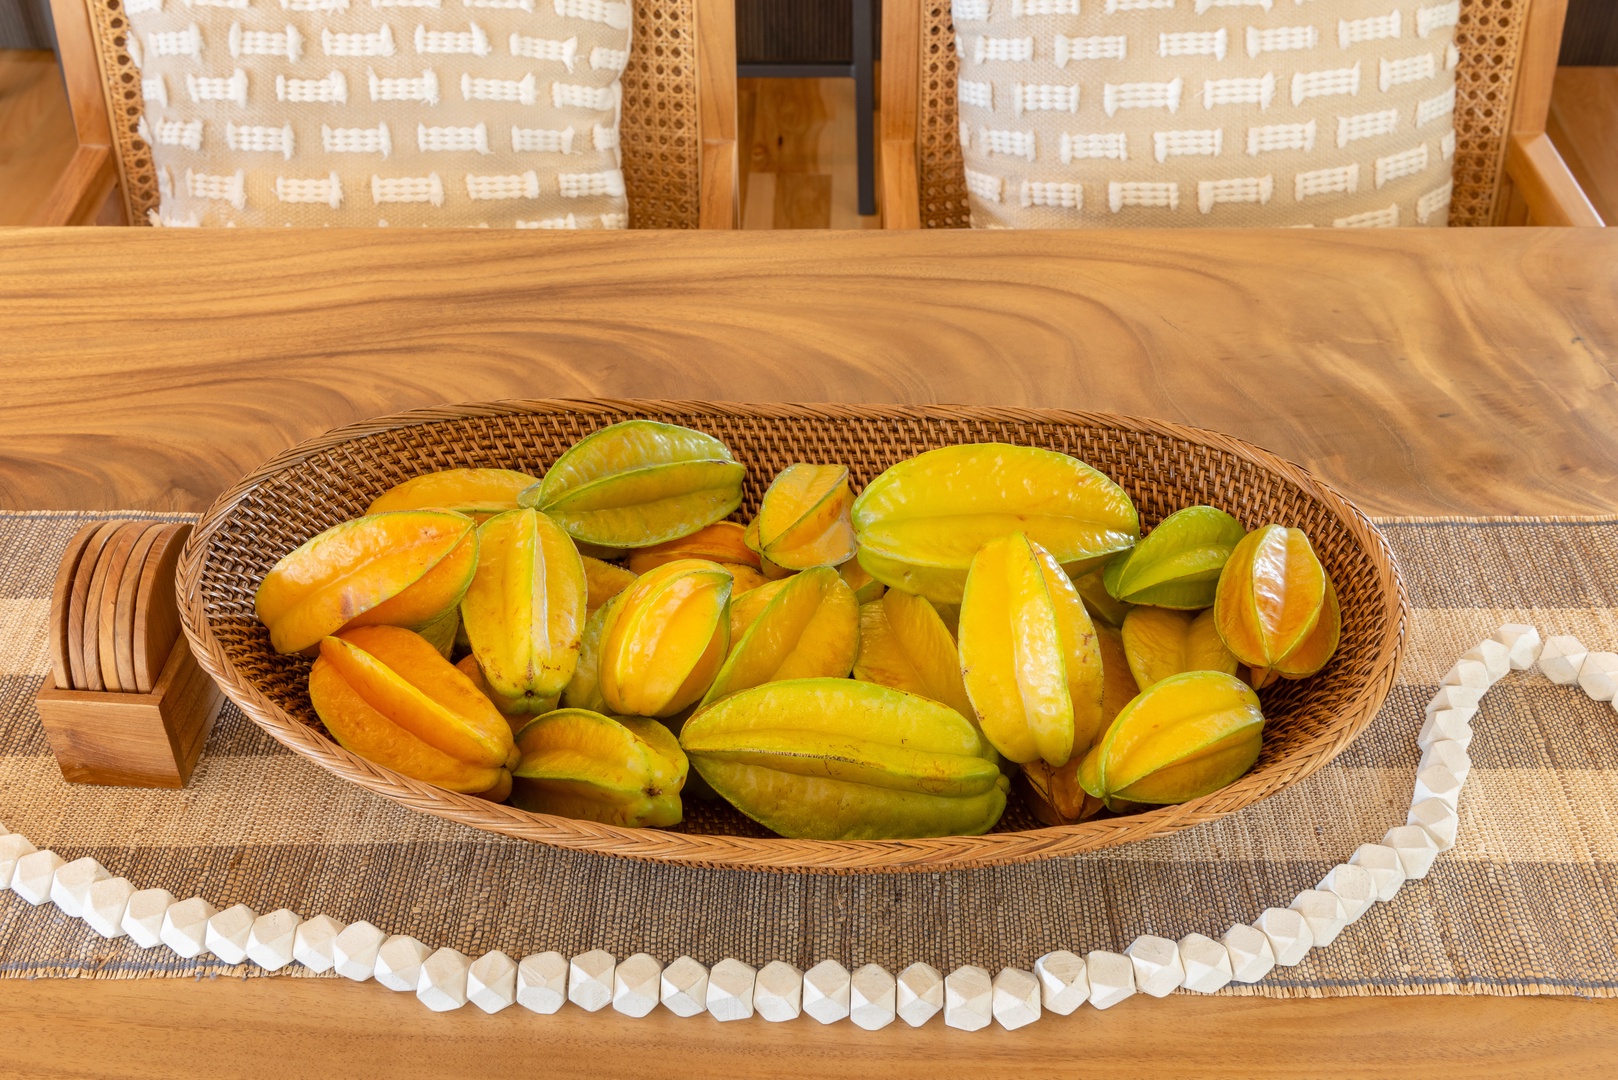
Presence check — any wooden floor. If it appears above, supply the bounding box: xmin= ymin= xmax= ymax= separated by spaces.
xmin=739 ymin=78 xmax=881 ymax=230
xmin=0 ymin=49 xmax=75 ymax=226
xmin=1549 ymin=67 xmax=1618 ymax=225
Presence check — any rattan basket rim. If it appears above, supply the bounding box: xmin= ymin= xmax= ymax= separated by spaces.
xmin=178 ymin=398 xmax=1409 ymax=875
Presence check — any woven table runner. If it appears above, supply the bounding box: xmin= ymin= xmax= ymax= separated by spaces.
xmin=2 ymin=511 xmax=1616 ymax=997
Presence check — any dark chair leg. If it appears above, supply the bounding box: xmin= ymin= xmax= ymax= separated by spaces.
xmin=853 ymin=0 xmax=876 ymax=216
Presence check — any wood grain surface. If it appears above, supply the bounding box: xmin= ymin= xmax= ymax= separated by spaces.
xmin=1 ymin=228 xmax=1615 ymax=516
xmin=1549 ymin=67 xmax=1618 ymax=226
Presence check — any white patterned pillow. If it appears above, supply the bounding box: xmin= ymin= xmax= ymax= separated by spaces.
xmin=953 ymin=0 xmax=1459 ymax=228
xmin=124 ymin=0 xmax=631 ymax=228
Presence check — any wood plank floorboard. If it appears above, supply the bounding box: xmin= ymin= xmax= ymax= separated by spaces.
xmin=740 ymin=77 xmax=880 ymax=231
xmin=1548 ymin=66 xmax=1618 ymax=226
xmin=0 ymin=49 xmax=76 ymax=226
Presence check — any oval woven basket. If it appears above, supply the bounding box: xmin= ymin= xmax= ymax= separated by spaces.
xmin=178 ymin=399 xmax=1408 ymax=874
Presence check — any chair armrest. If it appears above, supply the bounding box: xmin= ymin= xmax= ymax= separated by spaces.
xmin=879 ymin=0 xmax=921 ymax=229
xmin=1504 ymin=132 xmax=1605 ymax=227
xmin=28 ymin=145 xmax=118 ymax=226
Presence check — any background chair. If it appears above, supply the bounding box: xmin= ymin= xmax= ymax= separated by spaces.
xmin=880 ymin=0 xmax=1603 ymax=229
xmin=32 ymin=0 xmax=739 ymax=228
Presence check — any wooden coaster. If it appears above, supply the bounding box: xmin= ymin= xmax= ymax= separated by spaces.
xmin=83 ymin=522 xmax=145 ymax=693
xmin=65 ymin=521 xmax=122 ymax=691
xmin=133 ymin=523 xmax=192 ymax=694
xmin=112 ymin=523 xmax=165 ymax=694
xmin=48 ymin=524 xmax=101 ymax=691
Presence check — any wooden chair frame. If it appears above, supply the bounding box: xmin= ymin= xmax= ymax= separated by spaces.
xmin=880 ymin=0 xmax=1604 ymax=230
xmin=33 ymin=0 xmax=738 ymax=229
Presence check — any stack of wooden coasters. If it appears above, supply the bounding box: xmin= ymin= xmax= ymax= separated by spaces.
xmin=35 ymin=521 xmax=224 ymax=788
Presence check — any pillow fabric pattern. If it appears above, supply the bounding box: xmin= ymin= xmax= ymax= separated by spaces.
xmin=123 ymin=0 xmax=631 ymax=228
xmin=953 ymin=0 xmax=1459 ymax=228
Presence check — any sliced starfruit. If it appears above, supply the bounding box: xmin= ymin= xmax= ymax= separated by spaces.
xmin=1213 ymin=525 xmax=1327 ymax=669
xmin=309 ymin=625 xmax=518 ymax=798
xmin=1078 ymin=670 xmax=1264 ymax=810
xmin=853 ymin=590 xmax=975 ymax=727
xmin=628 ymin=521 xmax=759 ymax=575
xmin=1103 ymin=506 xmax=1246 ymax=609
xmin=511 ymin=708 xmax=686 ymax=827
xmin=700 ymin=566 xmax=857 ymax=706
xmin=365 ymin=468 xmax=541 ymax=522
xmin=838 ymin=557 xmax=885 ymax=604
xmin=522 ymin=420 xmax=746 ymax=548
xmin=750 ymin=464 xmax=858 ymax=570
xmin=256 ymin=510 xmax=477 ymax=655
xmin=459 ymin=508 xmax=587 ymax=712
xmin=581 ymin=555 xmax=637 ymax=611
xmin=597 ymin=559 xmax=732 ymax=717
xmin=1069 ymin=565 xmax=1132 ymax=628
xmin=851 ymin=444 xmax=1139 ymax=603
xmin=1120 ymin=606 xmax=1239 ymax=691
xmin=680 ymin=679 xmax=1007 ymax=840
xmin=957 ymin=533 xmax=1105 ymax=767
xmin=1020 ymin=621 xmax=1138 ymax=825
xmin=1255 ymin=573 xmax=1342 ymax=686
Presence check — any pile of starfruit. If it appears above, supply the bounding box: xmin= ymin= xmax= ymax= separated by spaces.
xmin=254 ymin=421 xmax=1341 ymax=841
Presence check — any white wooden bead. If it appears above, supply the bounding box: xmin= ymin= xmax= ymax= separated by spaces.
xmin=1318 ymin=863 xmax=1377 ymax=922
xmin=706 ymin=958 xmax=756 ymax=1022
xmin=1290 ymin=889 xmax=1350 ymax=946
xmin=1577 ymin=652 xmax=1618 ymax=701
xmin=1030 ymin=950 xmax=1086 ymax=1014
xmin=1539 ymin=635 xmax=1588 ymax=685
xmin=0 ymin=833 xmax=37 ymax=889
xmin=896 ymin=962 xmax=944 ymax=1026
xmin=11 ymin=849 xmax=65 ymax=906
xmin=1084 ymin=950 xmax=1136 ymax=1010
xmin=568 ymin=948 xmax=616 ymax=1012
xmin=1420 ymin=739 xmax=1472 ymax=787
xmin=205 ymin=903 xmax=256 ymax=964
xmin=943 ymin=965 xmax=993 ymax=1030
xmin=850 ymin=963 xmax=897 ymax=1030
xmin=1383 ymin=824 xmax=1442 ymax=879
xmin=517 ymin=951 xmax=569 ymax=1014
xmin=292 ymin=914 xmax=343 ymax=973
xmin=160 ymin=897 xmax=219 ymax=959
xmin=120 ymin=888 xmax=177 ymax=948
xmin=801 ymin=959 xmax=850 ymax=1024
xmin=1413 ymin=762 xmax=1463 ymax=811
xmin=1222 ymin=924 xmax=1276 ymax=983
xmin=83 ymin=877 xmax=135 ymax=939
xmin=1126 ymin=935 xmax=1184 ymax=998
xmin=1491 ymin=623 xmax=1542 ymax=670
xmin=244 ymin=908 xmax=301 ymax=971
xmin=1418 ymin=709 xmax=1474 ymax=753
xmin=1409 ymin=797 xmax=1459 ymax=850
xmin=1348 ymin=843 xmax=1407 ymax=901
xmin=991 ymin=967 xmax=1041 ymax=1030
xmin=375 ymin=935 xmax=432 ymax=992
xmin=1178 ymin=933 xmax=1234 ymax=994
xmin=467 ymin=951 xmax=518 ymax=1014
xmin=752 ymin=960 xmax=802 ymax=1022
xmin=612 ymin=953 xmax=664 ymax=1018
xmin=1442 ymin=658 xmax=1491 ymax=692
xmin=1254 ymin=907 xmax=1314 ymax=966
xmin=49 ymin=856 xmax=110 ymax=918
xmin=333 ymin=920 xmax=386 ymax=981
xmin=1426 ymin=685 xmax=1483 ymax=718
xmin=1460 ymin=639 xmax=1512 ymax=683
xmin=659 ymin=956 xmax=709 ymax=1018
xmin=417 ymin=947 xmax=471 ymax=1012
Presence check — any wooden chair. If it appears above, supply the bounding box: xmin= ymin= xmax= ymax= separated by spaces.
xmin=32 ymin=0 xmax=739 ymax=228
xmin=880 ymin=0 xmax=1604 ymax=229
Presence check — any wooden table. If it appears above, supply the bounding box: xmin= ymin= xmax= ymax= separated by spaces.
xmin=2 ymin=226 xmax=1616 ymax=1078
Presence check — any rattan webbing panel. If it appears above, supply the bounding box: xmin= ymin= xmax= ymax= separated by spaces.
xmin=89 ymin=0 xmax=157 ymax=227
xmin=917 ymin=0 xmax=1534 ymax=229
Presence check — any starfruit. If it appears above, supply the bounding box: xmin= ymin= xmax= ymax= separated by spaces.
xmin=838 ymin=557 xmax=885 ymax=604
xmin=560 ymin=597 xmax=617 ymax=712
xmin=597 ymin=559 xmax=732 ymax=717
xmin=853 ymin=589 xmax=975 ymax=726
xmin=365 ymin=468 xmax=541 ymax=522
xmin=256 ymin=510 xmax=477 ymax=655
xmin=728 ymin=577 xmax=788 ymax=641
xmin=580 ymin=555 xmax=637 ymax=611
xmin=1102 ymin=506 xmax=1246 ymax=610
xmin=1255 ymin=573 xmax=1342 ymax=685
xmin=957 ymin=533 xmax=1105 ymax=767
xmin=308 ymin=625 xmax=519 ymax=799
xmin=510 ymin=709 xmax=686 ymax=827
xmin=417 ymin=608 xmax=460 ymax=660
xmin=456 ymin=655 xmax=557 ymax=730
xmin=1213 ymin=525 xmax=1328 ymax=670
xmin=749 ymin=464 xmax=857 ymax=570
xmin=851 ymin=444 xmax=1139 ymax=603
xmin=700 ymin=566 xmax=857 ymax=706
xmin=1020 ymin=621 xmax=1138 ymax=825
xmin=723 ymin=563 xmax=771 ymax=594
xmin=1120 ymin=607 xmax=1239 ymax=691
xmin=521 ymin=420 xmax=746 ymax=548
xmin=459 ymin=508 xmax=587 ymax=713
xmin=1069 ymin=566 xmax=1131 ymax=628
xmin=680 ymin=679 xmax=1007 ymax=840
xmin=627 ymin=521 xmax=758 ymax=574
xmin=1078 ymin=670 xmax=1264 ymax=809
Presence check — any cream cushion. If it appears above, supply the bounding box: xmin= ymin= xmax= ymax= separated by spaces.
xmin=123 ymin=0 xmax=631 ymax=228
xmin=953 ymin=0 xmax=1459 ymax=228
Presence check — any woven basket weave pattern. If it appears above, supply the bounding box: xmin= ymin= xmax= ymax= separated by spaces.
xmin=180 ymin=400 xmax=1406 ymax=873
